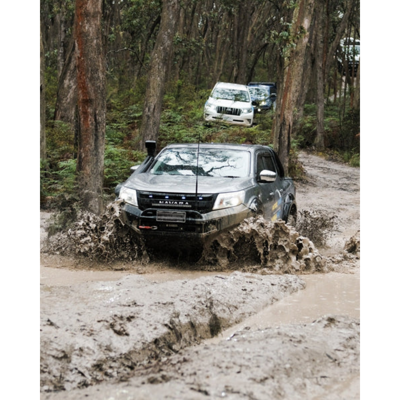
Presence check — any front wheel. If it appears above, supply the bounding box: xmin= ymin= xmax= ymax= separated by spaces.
xmin=286 ymin=208 xmax=297 ymax=227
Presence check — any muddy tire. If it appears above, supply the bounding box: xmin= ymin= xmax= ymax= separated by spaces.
xmin=286 ymin=209 xmax=297 ymax=227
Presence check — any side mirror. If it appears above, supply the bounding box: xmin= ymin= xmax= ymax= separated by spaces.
xmin=130 ymin=165 xmax=140 ymax=173
xmin=259 ymin=169 xmax=276 ymax=183
xmin=252 ymin=100 xmax=257 ymax=106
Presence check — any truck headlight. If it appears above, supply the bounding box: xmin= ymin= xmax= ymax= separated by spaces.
xmin=213 ymin=190 xmax=245 ymax=210
xmin=241 ymin=107 xmax=253 ymax=114
xmin=205 ymin=102 xmax=217 ymax=111
xmin=119 ymin=187 xmax=138 ymax=206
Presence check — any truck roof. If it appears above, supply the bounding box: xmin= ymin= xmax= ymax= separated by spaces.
xmin=165 ymin=143 xmax=272 ymax=153
xmin=213 ymin=82 xmax=249 ymax=91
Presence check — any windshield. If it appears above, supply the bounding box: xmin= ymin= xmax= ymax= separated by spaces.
xmin=248 ymin=86 xmax=270 ymax=98
xmin=211 ymin=88 xmax=250 ymax=102
xmin=342 ymin=45 xmax=360 ymax=56
xmin=150 ymin=148 xmax=250 ymax=178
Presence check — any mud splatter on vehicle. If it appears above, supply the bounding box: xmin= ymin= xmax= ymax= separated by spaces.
xmin=44 ymin=202 xmax=331 ymax=274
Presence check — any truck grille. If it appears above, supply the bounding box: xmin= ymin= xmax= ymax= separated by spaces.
xmin=216 ymin=106 xmax=241 ymax=116
xmin=137 ymin=191 xmax=217 ymax=213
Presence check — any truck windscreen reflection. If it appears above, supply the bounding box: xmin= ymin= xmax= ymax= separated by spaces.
xmin=150 ymin=148 xmax=250 ymax=178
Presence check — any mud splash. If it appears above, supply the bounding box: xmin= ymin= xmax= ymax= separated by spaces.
xmin=43 ymin=203 xmax=339 ymax=274
xmin=344 ymin=230 xmax=360 ymax=255
xmin=201 ymin=216 xmax=329 ymax=273
xmin=295 ymin=208 xmax=338 ymax=247
xmin=43 ymin=200 xmax=147 ymax=262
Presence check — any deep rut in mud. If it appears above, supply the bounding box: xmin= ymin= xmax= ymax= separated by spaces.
xmin=41 ymin=273 xmax=304 ymax=392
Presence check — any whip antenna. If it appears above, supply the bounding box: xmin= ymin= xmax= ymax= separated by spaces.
xmin=195 ymin=131 xmax=201 ymax=210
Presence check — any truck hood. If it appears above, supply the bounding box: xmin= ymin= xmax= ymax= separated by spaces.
xmin=207 ymin=98 xmax=251 ymax=108
xmin=124 ymin=173 xmax=253 ymax=194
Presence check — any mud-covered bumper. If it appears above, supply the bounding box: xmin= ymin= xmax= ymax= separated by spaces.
xmin=121 ymin=203 xmax=253 ymax=239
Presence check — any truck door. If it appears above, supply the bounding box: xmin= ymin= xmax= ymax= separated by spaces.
xmin=256 ymin=152 xmax=276 ymax=219
xmin=266 ymin=151 xmax=290 ymax=221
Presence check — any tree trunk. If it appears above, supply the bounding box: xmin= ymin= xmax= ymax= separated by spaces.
xmin=139 ymin=0 xmax=179 ymax=149
xmin=54 ymin=37 xmax=78 ymax=126
xmin=57 ymin=9 xmax=66 ymax=79
xmin=235 ymin=4 xmax=251 ymax=84
xmin=40 ymin=28 xmax=46 ymax=160
xmin=314 ymin=0 xmax=325 ymax=150
xmin=293 ymin=12 xmax=316 ymax=137
xmin=353 ymin=60 xmax=360 ymax=109
xmin=75 ymin=0 xmax=106 ymax=215
xmin=273 ymin=0 xmax=315 ymax=174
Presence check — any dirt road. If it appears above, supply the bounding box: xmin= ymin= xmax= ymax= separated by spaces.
xmin=40 ymin=151 xmax=360 ymax=399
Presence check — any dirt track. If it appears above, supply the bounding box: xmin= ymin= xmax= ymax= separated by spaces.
xmin=40 ymin=151 xmax=360 ymax=399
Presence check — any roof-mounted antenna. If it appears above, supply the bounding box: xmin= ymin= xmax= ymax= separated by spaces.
xmin=195 ymin=131 xmax=201 ymax=211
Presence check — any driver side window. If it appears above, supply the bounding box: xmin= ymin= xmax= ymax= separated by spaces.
xmin=263 ymin=155 xmax=276 ymax=173
xmin=257 ymin=154 xmax=264 ymax=176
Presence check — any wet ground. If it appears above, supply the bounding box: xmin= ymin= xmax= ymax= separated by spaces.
xmin=40 ymin=151 xmax=360 ymax=399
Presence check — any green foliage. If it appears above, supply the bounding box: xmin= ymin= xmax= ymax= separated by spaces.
xmin=296 ymin=101 xmax=360 ymax=166
xmin=104 ymin=144 xmax=146 ymax=190
xmin=55 ymin=159 xmax=77 ymax=193
xmin=46 ymin=120 xmax=75 ymax=160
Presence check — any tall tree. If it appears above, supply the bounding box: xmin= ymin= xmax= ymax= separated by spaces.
xmin=273 ymin=0 xmax=315 ymax=173
xmin=314 ymin=0 xmax=355 ymax=149
xmin=40 ymin=28 xmax=46 ymax=160
xmin=314 ymin=0 xmax=325 ymax=150
xmin=54 ymin=37 xmax=77 ymax=126
xmin=75 ymin=0 xmax=106 ymax=214
xmin=139 ymin=0 xmax=179 ymax=148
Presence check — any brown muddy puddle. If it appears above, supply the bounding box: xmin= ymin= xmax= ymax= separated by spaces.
xmin=205 ymin=269 xmax=360 ymax=344
xmin=40 ymin=265 xmax=227 ymax=286
xmin=41 ymin=264 xmax=359 ymax=342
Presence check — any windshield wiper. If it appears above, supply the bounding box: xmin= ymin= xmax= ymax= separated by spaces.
xmin=222 ymin=175 xmax=240 ymax=178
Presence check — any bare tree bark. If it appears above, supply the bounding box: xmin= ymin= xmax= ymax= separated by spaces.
xmin=273 ymin=0 xmax=315 ymax=173
xmin=57 ymin=8 xmax=66 ymax=79
xmin=293 ymin=12 xmax=316 ymax=137
xmin=235 ymin=3 xmax=252 ymax=84
xmin=75 ymin=0 xmax=106 ymax=214
xmin=139 ymin=0 xmax=179 ymax=149
xmin=40 ymin=28 xmax=46 ymax=160
xmin=54 ymin=37 xmax=78 ymax=126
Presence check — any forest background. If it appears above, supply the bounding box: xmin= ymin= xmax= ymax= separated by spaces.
xmin=1 ymin=2 xmax=399 ymax=399
xmin=39 ymin=0 xmax=360 ymax=217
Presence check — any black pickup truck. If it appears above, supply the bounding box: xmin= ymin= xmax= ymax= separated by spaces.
xmin=115 ymin=141 xmax=297 ymax=242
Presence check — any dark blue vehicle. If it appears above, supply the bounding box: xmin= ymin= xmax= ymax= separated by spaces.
xmin=115 ymin=141 xmax=297 ymax=245
xmin=248 ymin=82 xmax=277 ymax=113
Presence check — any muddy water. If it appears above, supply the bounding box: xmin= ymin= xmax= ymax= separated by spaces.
xmin=40 ymin=265 xmax=228 ymax=286
xmin=41 ymin=263 xmax=359 ymax=341
xmin=206 ymin=269 xmax=360 ymax=344
xmin=40 ymin=266 xmax=131 ymax=286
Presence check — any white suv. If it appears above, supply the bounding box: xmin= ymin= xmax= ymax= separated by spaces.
xmin=204 ymin=82 xmax=254 ymax=127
